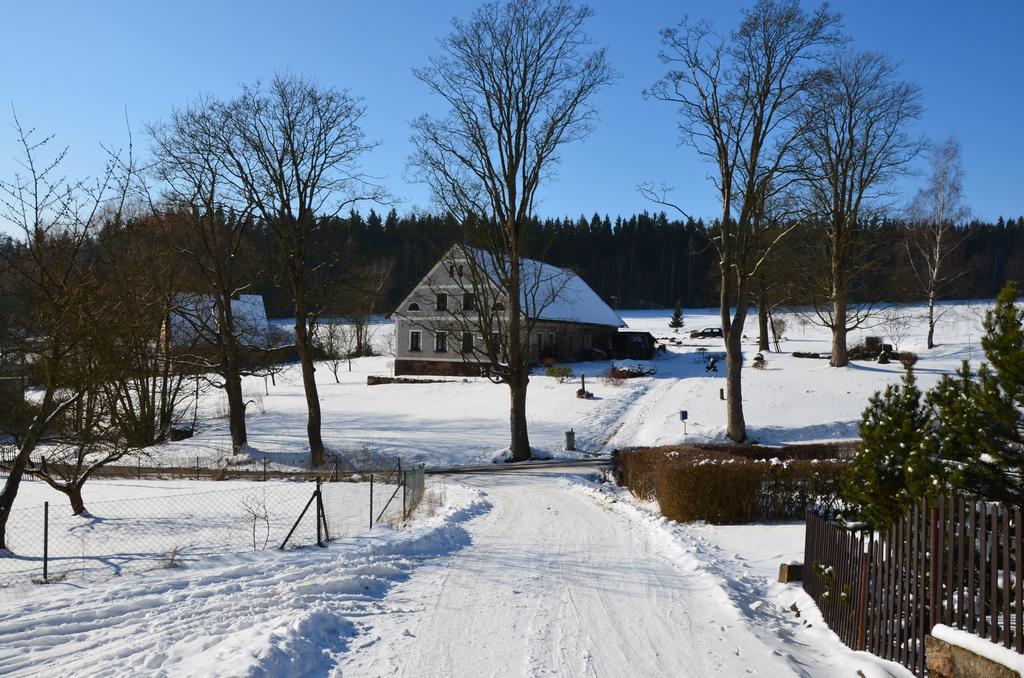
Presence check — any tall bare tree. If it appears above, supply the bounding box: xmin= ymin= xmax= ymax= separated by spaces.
xmin=907 ymin=137 xmax=970 ymax=349
xmin=209 ymin=75 xmax=385 ymax=467
xmin=644 ymin=0 xmax=841 ymax=441
xmin=0 ymin=113 xmax=131 ymax=546
xmin=795 ymin=51 xmax=925 ymax=366
xmin=409 ymin=0 xmax=614 ymax=461
xmin=149 ymin=102 xmax=266 ymax=453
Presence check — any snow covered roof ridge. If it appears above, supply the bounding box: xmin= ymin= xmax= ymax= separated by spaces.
xmin=454 ymin=244 xmax=625 ymax=328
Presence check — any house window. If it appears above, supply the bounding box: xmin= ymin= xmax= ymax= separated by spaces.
xmin=449 ymin=265 xmax=457 ymax=278
xmin=463 ymin=293 xmax=475 ymax=312
xmin=491 ymin=332 xmax=501 ymax=352
xmin=548 ymin=332 xmax=556 ymax=348
xmin=462 ymin=332 xmax=473 ymax=353
xmin=435 ymin=293 xmax=447 ymax=311
xmin=407 ymin=302 xmax=420 ymax=312
xmin=494 ymin=301 xmax=505 ymax=311
xmin=435 ymin=332 xmax=447 ymax=352
xmin=409 ymin=330 xmax=422 ymax=352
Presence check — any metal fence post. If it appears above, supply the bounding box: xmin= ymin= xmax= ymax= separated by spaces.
xmin=195 ymin=456 xmax=200 ymax=481
xmin=315 ymin=477 xmax=323 ymax=547
xmin=263 ymin=456 xmax=268 ymax=482
xmin=137 ymin=457 xmax=141 ymax=480
xmin=402 ymin=471 xmax=407 ymax=521
xmin=369 ymin=473 xmax=374 ymax=530
xmin=43 ymin=501 xmax=49 ymax=582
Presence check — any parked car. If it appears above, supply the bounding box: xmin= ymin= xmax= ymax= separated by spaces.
xmin=690 ymin=327 xmax=723 ymax=339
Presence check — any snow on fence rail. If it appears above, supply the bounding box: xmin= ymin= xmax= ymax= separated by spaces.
xmin=804 ymin=496 xmax=1024 ymax=677
xmin=0 ymin=465 xmax=426 ymax=593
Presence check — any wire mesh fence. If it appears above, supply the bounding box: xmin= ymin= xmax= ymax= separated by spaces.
xmin=0 ymin=465 xmax=426 ymax=593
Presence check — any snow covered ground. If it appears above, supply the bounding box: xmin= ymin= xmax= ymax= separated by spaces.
xmin=0 ymin=300 xmax=994 ymax=675
xmin=144 ymin=299 xmax=992 ymax=469
xmin=0 ymin=471 xmax=912 ymax=677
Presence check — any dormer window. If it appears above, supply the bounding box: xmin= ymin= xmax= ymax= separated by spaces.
xmin=407 ymin=302 xmax=421 ymax=312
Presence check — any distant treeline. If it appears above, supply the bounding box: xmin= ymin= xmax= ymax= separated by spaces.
xmin=245 ymin=209 xmax=1024 ymax=317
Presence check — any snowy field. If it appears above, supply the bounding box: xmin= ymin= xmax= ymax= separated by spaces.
xmin=143 ymin=299 xmax=991 ymax=469
xmin=1 ymin=477 xmax=406 ymax=594
xmin=0 ymin=300 xmax=991 ymax=676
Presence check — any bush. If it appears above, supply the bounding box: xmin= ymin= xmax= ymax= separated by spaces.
xmin=898 ymin=351 xmax=918 ymax=368
xmin=545 ymin=366 xmax=574 ymax=383
xmin=612 ymin=445 xmax=848 ymax=524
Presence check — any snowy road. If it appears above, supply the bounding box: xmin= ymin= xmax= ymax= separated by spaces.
xmin=0 ymin=472 xmax=909 ymax=677
xmin=344 ymin=472 xmax=907 ymax=677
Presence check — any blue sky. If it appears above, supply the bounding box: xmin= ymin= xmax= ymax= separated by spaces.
xmin=1 ymin=1 xmax=1021 ymax=230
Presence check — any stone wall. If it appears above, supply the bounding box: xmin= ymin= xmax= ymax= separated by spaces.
xmin=394 ymin=359 xmax=484 ymax=377
xmin=926 ymin=634 xmax=1021 ymax=678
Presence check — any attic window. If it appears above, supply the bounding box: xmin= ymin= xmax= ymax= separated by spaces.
xmin=407 ymin=302 xmax=421 ymax=311
xmin=493 ymin=302 xmax=505 ymax=311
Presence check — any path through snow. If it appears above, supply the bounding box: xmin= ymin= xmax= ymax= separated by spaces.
xmin=344 ymin=472 xmax=908 ymax=677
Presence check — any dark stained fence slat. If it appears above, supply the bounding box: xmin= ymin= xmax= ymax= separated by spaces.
xmin=980 ymin=502 xmax=988 ymax=638
xmin=993 ymin=507 xmax=1000 ymax=644
xmin=1015 ymin=508 xmax=1022 ymax=654
xmin=969 ymin=501 xmax=978 ymax=634
xmin=1004 ymin=507 xmax=1012 ymax=648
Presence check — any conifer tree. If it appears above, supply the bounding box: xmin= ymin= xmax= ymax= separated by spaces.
xmin=930 ymin=283 xmax=1024 ymax=502
xmin=669 ymin=302 xmax=684 ymax=332
xmin=844 ymin=370 xmax=938 ymax=529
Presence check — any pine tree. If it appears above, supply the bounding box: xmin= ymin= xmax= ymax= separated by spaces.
xmin=669 ymin=302 xmax=684 ymax=332
xmin=930 ymin=283 xmax=1024 ymax=502
xmin=844 ymin=369 xmax=938 ymax=529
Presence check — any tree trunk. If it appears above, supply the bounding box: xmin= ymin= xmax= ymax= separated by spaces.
xmin=224 ymin=365 xmax=247 ymax=453
xmin=721 ymin=267 xmax=748 ymax=443
xmin=294 ymin=316 xmax=325 ymax=467
xmin=68 ymin=483 xmax=86 ymax=516
xmin=926 ymin=293 xmax=936 ymax=349
xmin=725 ymin=330 xmax=746 ymax=443
xmin=508 ymin=375 xmax=531 ymax=462
xmin=830 ymin=298 xmax=849 ymax=367
xmin=0 ymin=390 xmax=56 ymax=550
xmin=757 ymin=295 xmax=770 ymax=352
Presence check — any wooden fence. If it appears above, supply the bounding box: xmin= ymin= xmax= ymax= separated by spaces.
xmin=804 ymin=496 xmax=1024 ymax=676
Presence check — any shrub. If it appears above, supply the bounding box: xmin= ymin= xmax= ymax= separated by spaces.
xmin=545 ymin=366 xmax=574 ymax=383
xmin=612 ymin=445 xmax=848 ymax=524
xmin=898 ymin=351 xmax=918 ymax=369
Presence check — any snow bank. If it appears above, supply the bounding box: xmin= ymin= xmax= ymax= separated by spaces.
xmin=0 ymin=483 xmax=492 ymax=676
xmin=932 ymin=624 xmax=1024 ymax=674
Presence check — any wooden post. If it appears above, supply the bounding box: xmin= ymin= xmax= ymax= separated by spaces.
xmin=369 ymin=473 xmax=374 ymax=530
xmin=929 ymin=505 xmax=940 ymax=630
xmin=856 ymin=539 xmax=871 ymax=650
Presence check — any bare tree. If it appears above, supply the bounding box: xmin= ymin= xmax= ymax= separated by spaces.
xmin=794 ymin=51 xmax=925 ymax=366
xmin=878 ymin=308 xmax=913 ymax=353
xmin=409 ymin=0 xmax=614 ymax=461
xmin=0 ymin=113 xmax=132 ymax=544
xmin=148 ymin=102 xmax=268 ymax=453
xmin=316 ymin=321 xmax=358 ymax=382
xmin=644 ymin=0 xmax=842 ymax=441
xmin=339 ymin=259 xmax=393 ymax=356
xmin=907 ymin=137 xmax=970 ymax=348
xmin=209 ymin=75 xmax=385 ymax=467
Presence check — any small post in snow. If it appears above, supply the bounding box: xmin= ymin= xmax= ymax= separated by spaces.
xmin=42 ymin=501 xmax=49 ymax=582
xmin=369 ymin=473 xmax=374 ymax=530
